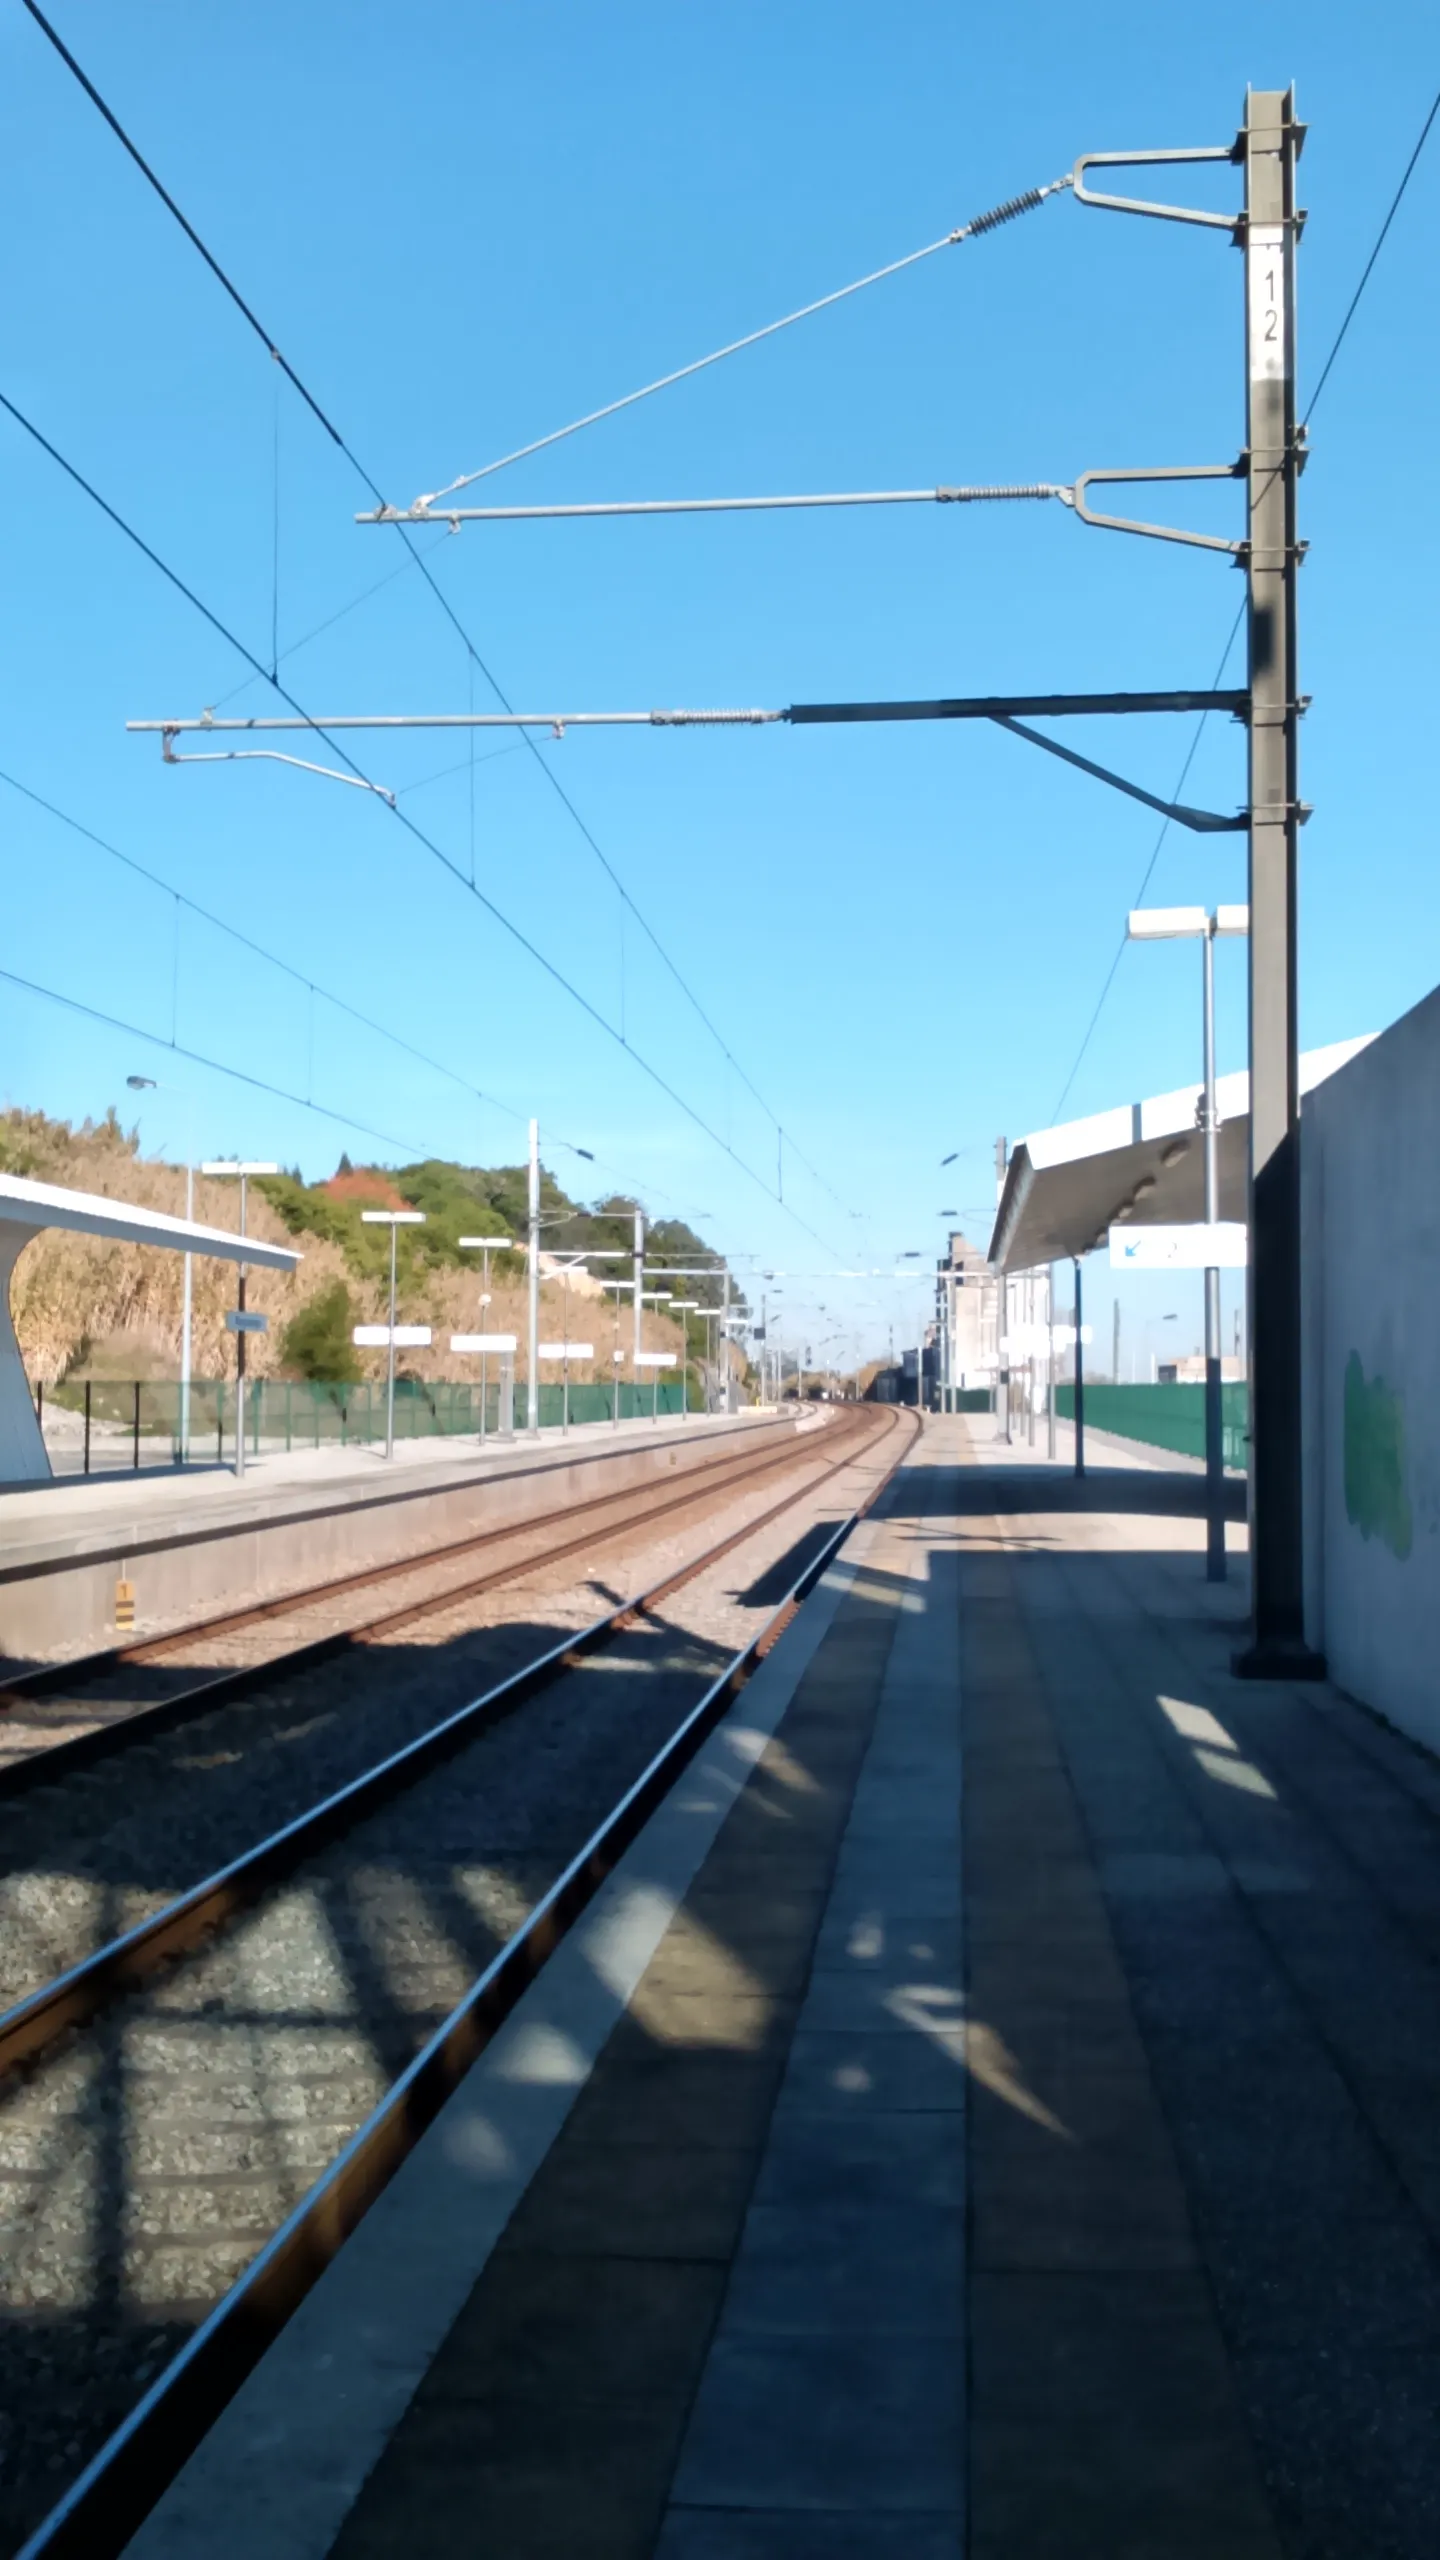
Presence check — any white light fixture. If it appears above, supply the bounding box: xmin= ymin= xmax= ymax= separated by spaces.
xmin=197 ymin=1162 xmax=280 ymax=1482
xmin=1127 ymin=903 xmax=1250 ymax=942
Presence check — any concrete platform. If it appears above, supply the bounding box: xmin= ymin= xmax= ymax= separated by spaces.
xmin=0 ymin=1409 xmax=786 ymax=1669
xmin=122 ymin=1418 xmax=1440 ymax=2558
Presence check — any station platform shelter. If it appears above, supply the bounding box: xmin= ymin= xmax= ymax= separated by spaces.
xmin=131 ymin=1413 xmax=1440 ymax=2560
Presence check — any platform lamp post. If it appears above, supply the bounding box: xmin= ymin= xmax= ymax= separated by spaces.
xmin=640 ymin=1290 xmax=672 ymax=1421
xmin=128 ymin=1073 xmax=196 ymax=1462
xmin=200 ymin=1160 xmax=279 ymax=1480
xmin=458 ymin=1235 xmax=512 ymax=1443
xmin=1127 ymin=904 xmax=1250 ymax=1581
xmin=543 ymin=1248 xmax=626 ymax=1433
xmin=669 ymin=1303 xmax=699 ymax=1416
xmin=361 ymin=1209 xmax=426 ymax=1461
xmin=522 ymin=1124 xmax=595 ymax=1435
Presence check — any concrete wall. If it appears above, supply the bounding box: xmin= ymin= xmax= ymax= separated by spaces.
xmin=1302 ymin=982 xmax=1440 ymax=1747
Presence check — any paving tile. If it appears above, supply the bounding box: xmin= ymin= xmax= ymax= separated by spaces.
xmin=971 ymin=2138 xmax=1197 ymax=2274
xmin=615 ymin=1985 xmax=800 ymax=2058
xmin=417 ymin=2252 xmax=726 ymax=2407
xmin=811 ymin=1904 xmax=962 ymax=1973
xmin=968 ymin=2270 xmax=1281 ymax=2560
xmin=672 ymin=2333 xmax=961 ymax=2512
xmin=843 ymin=1792 xmax=961 ymax=1842
xmin=634 ymin=1928 xmax=812 ymax=2003
xmin=754 ymin=2107 xmax=964 ymax=2211
xmin=823 ymin=1866 xmax=959 ymax=1921
xmin=777 ymin=2026 xmax=967 ymax=2114
xmin=795 ymin=1967 xmax=963 ymax=2035
xmin=681 ymin=1888 xmax=829 ymax=1954
xmin=498 ymin=2138 xmax=758 ymax=2261
xmin=657 ymin=2509 xmax=960 ymax=2558
xmin=332 ymin=2413 xmax=681 ymax=2560
xmin=722 ymin=2201 xmax=963 ymax=2338
xmin=565 ymin=2050 xmax=786 ymax=2151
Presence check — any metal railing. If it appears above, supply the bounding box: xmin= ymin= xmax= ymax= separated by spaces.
xmin=32 ymin=1376 xmax=686 ymax=1475
xmin=1053 ymin=1380 xmax=1248 ymax=1470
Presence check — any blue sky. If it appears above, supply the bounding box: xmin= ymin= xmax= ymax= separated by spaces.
xmin=0 ymin=2 xmax=1435 ymax=1371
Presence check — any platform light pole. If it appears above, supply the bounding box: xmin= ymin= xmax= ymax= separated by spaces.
xmin=540 ymin=1246 xmax=627 ymax=1433
xmin=669 ymin=1302 xmax=699 ymax=1416
xmin=361 ymin=1209 xmax=426 ymax=1460
xmin=640 ymin=1289 xmax=672 ymax=1420
xmin=1128 ymin=903 xmax=1250 ymax=1580
xmin=632 ymin=1208 xmax=644 ymax=1371
xmin=526 ymin=1120 xmax=541 ymax=1435
xmin=458 ymin=1233 xmax=512 ymax=1442
xmin=200 ymin=1160 xmax=279 ymax=1480
xmin=1072 ymin=1256 xmax=1086 ymax=1480
xmin=128 ymin=1073 xmax=196 ymax=1462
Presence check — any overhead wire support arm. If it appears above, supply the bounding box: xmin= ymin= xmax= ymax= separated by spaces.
xmin=361 ymin=483 xmax=1069 ymax=527
xmin=1070 ymin=143 xmax=1242 ymax=231
xmin=129 ymin=689 xmax=1247 ymax=740
xmin=359 ymin=463 xmax=1246 ymax=557
xmin=372 ymin=173 xmax=1075 ymax=520
xmin=129 ymin=688 xmax=1248 ymax=829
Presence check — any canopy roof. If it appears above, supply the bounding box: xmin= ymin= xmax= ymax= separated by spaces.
xmin=989 ymin=1036 xmax=1373 ymax=1273
xmin=0 ymin=1173 xmax=300 ymax=1270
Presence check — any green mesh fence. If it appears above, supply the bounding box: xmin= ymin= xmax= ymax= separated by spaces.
xmin=1053 ymin=1381 xmax=1248 ymax=1469
xmin=35 ymin=1375 xmax=685 ymax=1469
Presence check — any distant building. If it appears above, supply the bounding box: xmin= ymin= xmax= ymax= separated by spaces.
xmin=1158 ymin=1354 xmax=1247 ymax=1386
xmin=941 ymin=1232 xmax=999 ymax=1387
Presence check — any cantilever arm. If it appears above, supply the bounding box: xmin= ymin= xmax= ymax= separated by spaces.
xmin=991 ymin=716 xmax=1245 ymax=833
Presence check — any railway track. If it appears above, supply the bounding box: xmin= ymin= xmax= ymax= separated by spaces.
xmin=0 ymin=1409 xmax=860 ymax=1793
xmin=0 ymin=1406 xmax=913 ymax=2558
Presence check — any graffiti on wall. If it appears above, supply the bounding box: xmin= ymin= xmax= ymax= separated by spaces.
xmin=1344 ymin=1352 xmax=1412 ymax=1561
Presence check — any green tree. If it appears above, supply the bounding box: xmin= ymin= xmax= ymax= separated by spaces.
xmin=281 ymin=1280 xmax=361 ymax=1382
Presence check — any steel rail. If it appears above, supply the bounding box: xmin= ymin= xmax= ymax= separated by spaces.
xmin=18 ymin=1404 xmax=915 ymax=2560
xmin=0 ymin=1411 xmax=898 ymax=2078
xmin=0 ymin=1414 xmax=863 ymax=1797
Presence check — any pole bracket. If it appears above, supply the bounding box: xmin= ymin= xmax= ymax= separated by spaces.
xmin=1071 ymin=145 xmax=1240 ymax=234
xmin=1068 ymin=463 xmax=1244 ymax=554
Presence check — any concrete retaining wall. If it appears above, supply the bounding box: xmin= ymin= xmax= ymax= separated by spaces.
xmin=0 ymin=1414 xmax=794 ymax=1670
xmin=1302 ymin=984 xmax=1440 ymax=1748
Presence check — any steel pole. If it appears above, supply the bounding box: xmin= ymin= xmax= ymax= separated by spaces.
xmin=1236 ymin=87 xmax=1319 ymax=1674
xmin=234 ymin=1172 xmax=248 ymax=1483
xmin=479 ymin=1245 xmax=489 ymax=1446
xmin=632 ymin=1209 xmax=644 ymax=1369
xmin=1073 ymin=1256 xmax=1086 ymax=1481
xmin=385 ymin=1222 xmax=397 ymax=1462
xmin=1202 ymin=923 xmax=1226 ymax=1580
xmin=1047 ymin=1267 xmax=1057 ymax=1460
xmin=527 ymin=1119 xmax=541 ymax=1436
xmin=180 ymin=1160 xmax=193 ymax=1466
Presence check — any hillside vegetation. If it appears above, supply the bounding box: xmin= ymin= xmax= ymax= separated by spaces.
xmin=2 ymin=1109 xmax=742 ymax=1391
